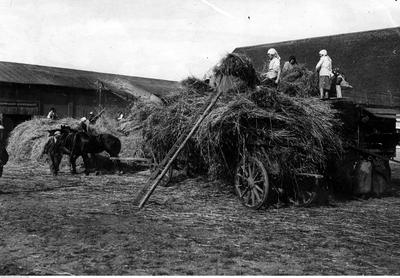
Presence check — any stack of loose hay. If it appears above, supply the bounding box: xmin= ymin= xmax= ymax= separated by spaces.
xmin=7 ymin=113 xmax=149 ymax=172
xmin=141 ymin=53 xmax=343 ymax=183
xmin=7 ymin=117 xmax=80 ymax=163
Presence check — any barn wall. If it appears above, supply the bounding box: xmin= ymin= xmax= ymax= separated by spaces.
xmin=0 ymin=83 xmax=128 ymax=117
xmin=0 ymin=82 xmax=129 ymax=138
xmin=234 ymin=27 xmax=400 ymax=108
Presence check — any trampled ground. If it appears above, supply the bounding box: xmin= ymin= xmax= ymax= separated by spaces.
xmin=0 ymin=162 xmax=399 ymax=275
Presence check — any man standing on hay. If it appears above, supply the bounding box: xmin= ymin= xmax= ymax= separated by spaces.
xmin=260 ymin=48 xmax=281 ymax=86
xmin=315 ymin=49 xmax=333 ymax=100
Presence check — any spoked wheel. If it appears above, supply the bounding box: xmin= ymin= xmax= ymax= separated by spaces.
xmin=235 ymin=156 xmax=269 ymax=209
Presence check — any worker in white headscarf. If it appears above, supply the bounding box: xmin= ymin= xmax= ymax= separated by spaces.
xmin=260 ymin=48 xmax=281 ymax=86
xmin=315 ymin=49 xmax=333 ymax=99
xmin=80 ymin=117 xmax=90 ymax=133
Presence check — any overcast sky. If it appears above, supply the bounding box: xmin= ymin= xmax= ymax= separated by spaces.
xmin=0 ymin=0 xmax=399 ymax=81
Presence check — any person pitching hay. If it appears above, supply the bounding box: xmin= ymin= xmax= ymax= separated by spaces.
xmin=260 ymin=48 xmax=281 ymax=86
xmin=315 ymin=49 xmax=333 ymax=99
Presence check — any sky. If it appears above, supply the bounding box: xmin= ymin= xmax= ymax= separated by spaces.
xmin=0 ymin=0 xmax=399 ymax=81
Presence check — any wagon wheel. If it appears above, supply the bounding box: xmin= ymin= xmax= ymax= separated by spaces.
xmin=235 ymin=156 xmax=269 ymax=209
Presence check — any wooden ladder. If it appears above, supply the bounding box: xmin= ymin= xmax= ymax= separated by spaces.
xmin=133 ymin=89 xmax=224 ymax=209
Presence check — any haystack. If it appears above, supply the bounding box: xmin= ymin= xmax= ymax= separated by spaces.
xmin=7 ymin=113 xmax=148 ymax=172
xmin=7 ymin=117 xmax=80 ymax=163
xmin=141 ymin=53 xmax=343 ymax=184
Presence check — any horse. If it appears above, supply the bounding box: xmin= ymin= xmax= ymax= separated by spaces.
xmin=0 ymin=141 xmax=9 ymax=177
xmin=55 ymin=125 xmax=122 ymax=175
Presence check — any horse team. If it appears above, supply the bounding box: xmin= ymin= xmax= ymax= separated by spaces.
xmin=44 ymin=125 xmax=122 ymax=176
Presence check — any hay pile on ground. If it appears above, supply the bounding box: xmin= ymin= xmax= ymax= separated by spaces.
xmin=7 ymin=117 xmax=80 ymax=163
xmin=141 ymin=53 xmax=343 ymax=184
xmin=7 ymin=113 xmax=148 ymax=168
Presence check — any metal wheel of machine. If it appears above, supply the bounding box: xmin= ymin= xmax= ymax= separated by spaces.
xmin=235 ymin=156 xmax=269 ymax=209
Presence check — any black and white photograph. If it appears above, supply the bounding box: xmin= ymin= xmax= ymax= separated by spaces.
xmin=0 ymin=0 xmax=400 ymax=275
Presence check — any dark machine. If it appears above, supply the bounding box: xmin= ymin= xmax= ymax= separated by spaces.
xmin=329 ymin=99 xmax=400 ymax=196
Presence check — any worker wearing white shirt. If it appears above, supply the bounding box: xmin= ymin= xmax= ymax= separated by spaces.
xmin=315 ymin=49 xmax=333 ymax=99
xmin=261 ymin=48 xmax=281 ymax=86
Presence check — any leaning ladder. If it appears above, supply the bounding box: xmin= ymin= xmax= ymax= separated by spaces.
xmin=133 ymin=89 xmax=224 ymax=209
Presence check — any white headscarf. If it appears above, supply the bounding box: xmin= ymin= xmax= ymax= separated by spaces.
xmin=267 ymin=48 xmax=281 ymax=60
xmin=319 ymin=49 xmax=328 ymax=56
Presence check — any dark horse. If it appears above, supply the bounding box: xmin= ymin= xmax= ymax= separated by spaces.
xmin=48 ymin=125 xmax=121 ymax=175
xmin=0 ymin=141 xmax=9 ymax=177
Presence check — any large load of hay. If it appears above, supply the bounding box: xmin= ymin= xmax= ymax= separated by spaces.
xmin=141 ymin=53 xmax=343 ymax=182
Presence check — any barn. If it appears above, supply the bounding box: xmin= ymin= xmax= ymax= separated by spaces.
xmin=0 ymin=61 xmax=180 ymax=139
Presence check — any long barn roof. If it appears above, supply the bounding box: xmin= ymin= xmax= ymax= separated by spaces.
xmin=0 ymin=61 xmax=180 ymax=101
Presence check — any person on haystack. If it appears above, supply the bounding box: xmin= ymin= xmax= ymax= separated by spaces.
xmin=330 ymin=68 xmax=344 ymax=98
xmin=260 ymin=48 xmax=281 ymax=86
xmin=282 ymin=55 xmax=298 ymax=74
xmin=88 ymin=111 xmax=96 ymax=123
xmin=79 ymin=117 xmax=91 ymax=134
xmin=46 ymin=107 xmax=58 ymax=120
xmin=315 ymin=49 xmax=333 ymax=99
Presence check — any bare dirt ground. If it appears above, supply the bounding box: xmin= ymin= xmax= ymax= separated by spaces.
xmin=0 ymin=161 xmax=400 ymax=275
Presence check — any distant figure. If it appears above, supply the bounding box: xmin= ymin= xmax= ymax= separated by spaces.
xmin=47 ymin=107 xmax=57 ymax=120
xmin=315 ymin=49 xmax=333 ymax=99
xmin=42 ymin=130 xmax=64 ymax=176
xmin=88 ymin=111 xmax=96 ymax=123
xmin=260 ymin=48 xmax=281 ymax=86
xmin=331 ymin=68 xmax=343 ymax=98
xmin=80 ymin=117 xmax=90 ymax=133
xmin=0 ymin=125 xmax=9 ymax=177
xmin=331 ymin=68 xmax=353 ymax=98
xmin=282 ymin=55 xmax=298 ymax=73
xmin=117 ymin=112 xmax=124 ymax=121
xmin=0 ymin=124 xmax=4 ymax=141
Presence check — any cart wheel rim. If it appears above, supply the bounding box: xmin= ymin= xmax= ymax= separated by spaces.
xmin=235 ymin=156 xmax=269 ymax=209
